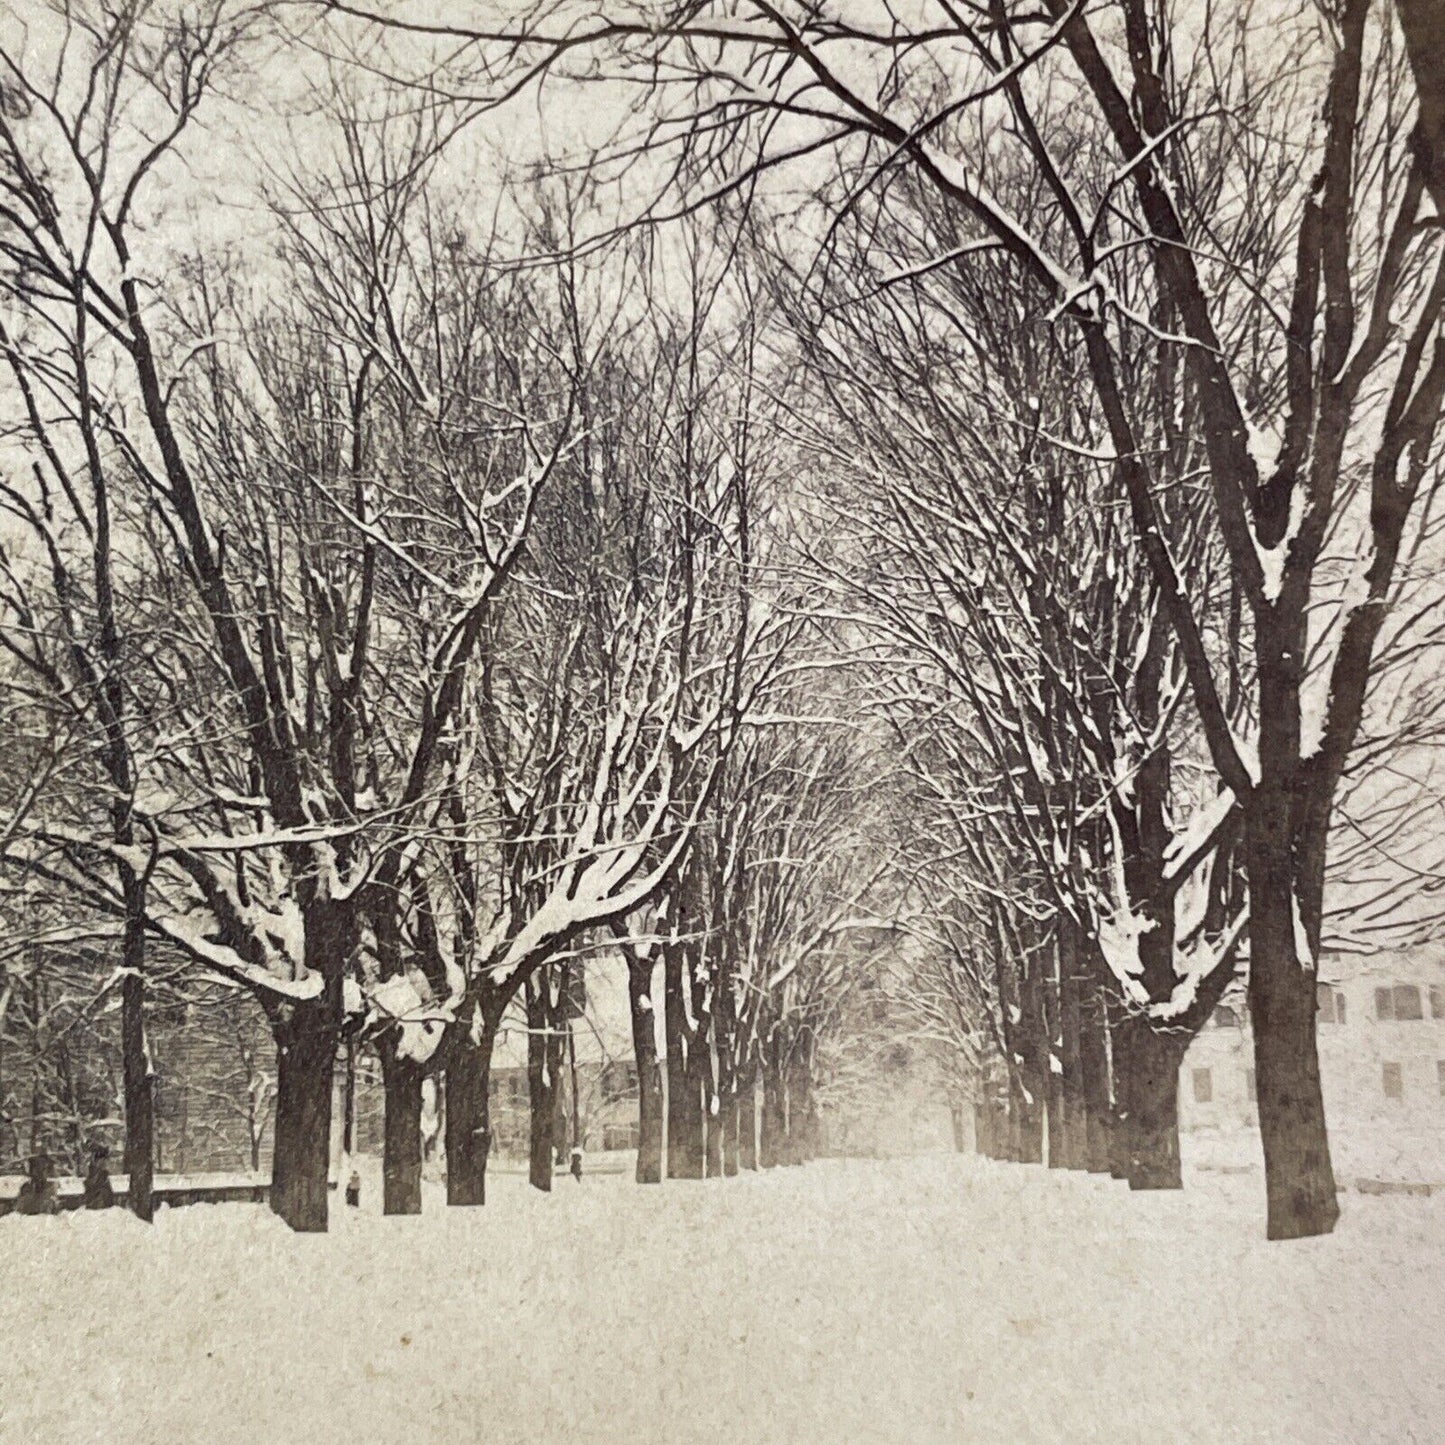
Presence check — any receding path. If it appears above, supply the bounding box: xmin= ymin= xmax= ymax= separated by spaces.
xmin=0 ymin=1153 xmax=1438 ymax=1443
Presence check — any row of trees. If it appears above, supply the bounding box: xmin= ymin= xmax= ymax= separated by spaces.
xmin=353 ymin=0 xmax=1445 ymax=1240
xmin=0 ymin=4 xmax=834 ymax=1227
xmin=6 ymin=0 xmax=1445 ymax=1242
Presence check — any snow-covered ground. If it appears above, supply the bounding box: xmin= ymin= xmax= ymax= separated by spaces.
xmin=1 ymin=1152 xmax=1440 ymax=1444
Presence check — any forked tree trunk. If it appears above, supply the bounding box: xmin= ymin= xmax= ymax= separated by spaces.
xmin=627 ymin=956 xmax=664 ymax=1184
xmin=270 ymin=992 xmax=338 ymax=1233
xmin=120 ymin=892 xmax=154 ymax=1224
xmin=381 ymin=1043 xmax=425 ymax=1216
xmin=445 ymin=1009 xmax=495 ymax=1206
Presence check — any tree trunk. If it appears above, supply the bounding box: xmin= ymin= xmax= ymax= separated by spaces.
xmin=1124 ymin=1022 xmax=1184 ymax=1191
xmin=526 ymin=974 xmax=556 ymax=1193
xmin=737 ymin=1071 xmax=758 ymax=1171
xmin=342 ymin=1035 xmax=357 ymax=1160
xmin=721 ymin=1085 xmax=740 ymax=1175
xmin=784 ymin=1044 xmax=813 ymax=1164
xmin=759 ymin=1037 xmax=786 ymax=1169
xmin=1014 ymin=963 xmax=1047 ymax=1165
xmin=270 ymin=993 xmax=338 ymax=1233
xmin=120 ymin=899 xmax=154 ymax=1223
xmin=381 ymin=1044 xmax=424 ymax=1216
xmin=665 ymin=952 xmax=704 ymax=1179
xmin=444 ymin=1008 xmax=495 ymax=1206
xmin=698 ymin=1041 xmax=721 ymax=1180
xmin=1077 ymin=968 xmax=1112 ymax=1174
xmin=1247 ymin=821 xmax=1340 ymax=1238
xmin=1107 ymin=1008 xmax=1133 ymax=1181
xmin=628 ymin=956 xmax=664 ymax=1184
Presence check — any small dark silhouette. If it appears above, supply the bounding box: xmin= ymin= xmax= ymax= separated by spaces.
xmin=82 ymin=1143 xmax=115 ymax=1210
xmin=569 ymin=1147 xmax=583 ymax=1183
xmin=15 ymin=1153 xmax=60 ymax=1216
xmin=345 ymin=1169 xmax=361 ymax=1208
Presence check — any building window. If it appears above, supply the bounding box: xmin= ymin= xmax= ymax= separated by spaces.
xmin=1316 ymin=984 xmax=1346 ymax=1024
xmin=1246 ymin=1069 xmax=1257 ymax=1103
xmin=1438 ymin=1061 xmax=1445 ymax=1098
xmin=1431 ymin=986 xmax=1445 ymax=1021
xmin=1192 ymin=1068 xmax=1213 ymax=1104
xmin=1383 ymin=1062 xmax=1404 ymax=1100
xmin=1212 ymin=1005 xmax=1240 ymax=1029
xmin=1376 ymin=985 xmax=1424 ymax=1021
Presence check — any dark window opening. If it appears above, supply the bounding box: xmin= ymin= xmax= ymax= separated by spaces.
xmin=1383 ymin=1062 xmax=1404 ymax=1100
xmin=1377 ymin=985 xmax=1424 ymax=1021
xmin=1192 ymin=1068 xmax=1213 ymax=1104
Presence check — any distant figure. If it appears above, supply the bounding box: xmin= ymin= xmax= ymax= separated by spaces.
xmin=82 ymin=1144 xmax=115 ymax=1210
xmin=345 ymin=1169 xmax=361 ymax=1208
xmin=15 ymin=1153 xmax=60 ymax=1216
xmin=569 ymin=1147 xmax=583 ymax=1183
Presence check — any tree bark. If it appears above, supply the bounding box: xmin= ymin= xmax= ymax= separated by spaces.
xmin=120 ymin=897 xmax=154 ymax=1223
xmin=444 ymin=1008 xmax=495 ymax=1206
xmin=627 ymin=957 xmax=664 ymax=1184
xmin=665 ymin=951 xmax=704 ymax=1179
xmin=1077 ymin=965 xmax=1113 ymax=1174
xmin=737 ymin=1070 xmax=758 ymax=1171
xmin=1247 ymin=816 xmax=1339 ymax=1238
xmin=1014 ymin=958 xmax=1047 ymax=1166
xmin=1122 ymin=1022 xmax=1184 ymax=1191
xmin=381 ymin=1044 xmax=424 ymax=1216
xmin=1107 ymin=1005 xmax=1133 ymax=1181
xmin=759 ymin=1034 xmax=786 ymax=1169
xmin=697 ymin=1038 xmax=721 ymax=1179
xmin=526 ymin=973 xmax=557 ymax=1193
xmin=270 ymin=993 xmax=338 ymax=1233
xmin=1396 ymin=0 xmax=1445 ymax=209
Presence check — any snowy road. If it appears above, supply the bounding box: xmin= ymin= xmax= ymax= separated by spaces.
xmin=0 ymin=1153 xmax=1439 ymax=1444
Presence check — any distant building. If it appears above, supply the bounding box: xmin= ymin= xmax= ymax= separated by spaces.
xmin=1180 ymin=949 xmax=1445 ymax=1142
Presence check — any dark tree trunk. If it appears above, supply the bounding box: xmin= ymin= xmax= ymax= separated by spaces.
xmin=526 ymin=974 xmax=556 ymax=1193
xmin=444 ymin=1008 xmax=495 ymax=1206
xmin=721 ymin=1086 xmax=740 ymax=1175
xmin=1123 ymin=1022 xmax=1185 ymax=1191
xmin=697 ymin=1039 xmax=721 ymax=1180
xmin=737 ymin=1070 xmax=758 ymax=1171
xmin=664 ymin=952 xmax=704 ymax=1179
xmin=1040 ymin=927 xmax=1085 ymax=1171
xmin=784 ymin=1041 xmax=814 ymax=1164
xmin=342 ymin=1035 xmax=357 ymax=1160
xmin=270 ymin=992 xmax=338 ymax=1233
xmin=381 ymin=1044 xmax=424 ymax=1216
xmin=1107 ymin=1007 xmax=1133 ymax=1181
xmin=628 ymin=955 xmax=665 ymax=1185
xmin=759 ymin=1036 xmax=786 ymax=1169
xmin=1077 ymin=964 xmax=1113 ymax=1174
xmin=120 ymin=895 xmax=154 ymax=1223
xmin=1014 ymin=962 xmax=1047 ymax=1165
xmin=1247 ymin=815 xmax=1339 ymax=1238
